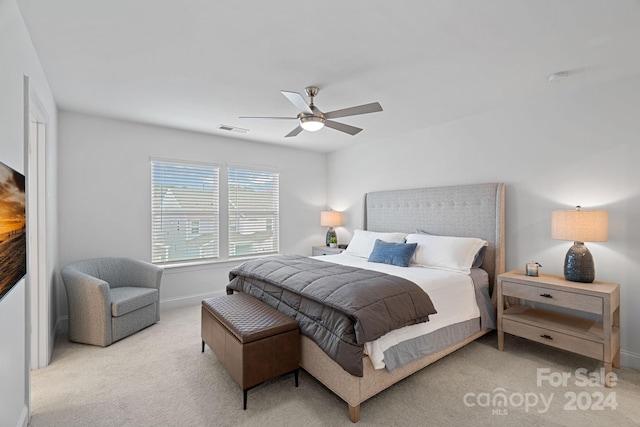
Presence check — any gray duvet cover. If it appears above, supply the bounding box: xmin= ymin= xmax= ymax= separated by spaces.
xmin=227 ymin=254 xmax=436 ymax=377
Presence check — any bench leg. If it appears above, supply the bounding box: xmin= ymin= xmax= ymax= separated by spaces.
xmin=202 ymin=340 xmax=205 ymax=353
xmin=242 ymin=369 xmax=298 ymax=411
xmin=348 ymin=404 xmax=360 ymax=423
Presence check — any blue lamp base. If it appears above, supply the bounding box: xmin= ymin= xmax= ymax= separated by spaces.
xmin=325 ymin=227 xmax=337 ymax=246
xmin=564 ymin=241 xmax=595 ymax=283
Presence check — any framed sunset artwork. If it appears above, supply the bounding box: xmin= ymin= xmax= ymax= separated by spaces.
xmin=0 ymin=160 xmax=26 ymax=302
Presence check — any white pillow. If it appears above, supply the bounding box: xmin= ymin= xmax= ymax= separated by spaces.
xmin=344 ymin=230 xmax=407 ymax=258
xmin=405 ymin=233 xmax=487 ymax=274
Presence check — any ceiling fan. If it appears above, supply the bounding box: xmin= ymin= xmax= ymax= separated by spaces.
xmin=240 ymin=86 xmax=383 ymax=137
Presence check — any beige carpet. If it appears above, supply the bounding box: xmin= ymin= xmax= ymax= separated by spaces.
xmin=31 ymin=304 xmax=640 ymax=426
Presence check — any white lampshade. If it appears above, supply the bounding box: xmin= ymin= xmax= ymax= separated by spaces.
xmin=320 ymin=211 xmax=343 ymax=227
xmin=551 ymin=207 xmax=608 ymax=242
xmin=300 ymin=116 xmax=325 ymax=132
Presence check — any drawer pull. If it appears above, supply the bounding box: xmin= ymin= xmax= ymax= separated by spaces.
xmin=540 ymin=334 xmax=553 ymax=340
xmin=540 ymin=293 xmax=553 ymax=298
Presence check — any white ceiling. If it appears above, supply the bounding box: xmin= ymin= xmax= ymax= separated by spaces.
xmin=17 ymin=0 xmax=640 ymax=153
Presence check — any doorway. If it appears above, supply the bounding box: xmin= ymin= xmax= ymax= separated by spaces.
xmin=25 ymin=76 xmax=50 ymax=370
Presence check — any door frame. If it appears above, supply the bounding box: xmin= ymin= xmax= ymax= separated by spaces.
xmin=25 ymin=75 xmax=50 ymax=370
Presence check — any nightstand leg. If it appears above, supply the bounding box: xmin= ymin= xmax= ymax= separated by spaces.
xmin=497 ymin=278 xmax=504 ymax=351
xmin=613 ymin=306 xmax=621 ymax=368
xmin=604 ymin=362 xmax=613 ymax=388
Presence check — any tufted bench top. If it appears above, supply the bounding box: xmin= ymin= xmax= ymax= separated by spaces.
xmin=202 ymin=293 xmax=298 ymax=344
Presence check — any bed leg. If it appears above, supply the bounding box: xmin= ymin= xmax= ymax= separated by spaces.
xmin=348 ymin=404 xmax=360 ymax=423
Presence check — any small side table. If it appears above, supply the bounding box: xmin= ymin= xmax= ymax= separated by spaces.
xmin=497 ymin=270 xmax=620 ymax=387
xmin=311 ymin=245 xmax=344 ymax=256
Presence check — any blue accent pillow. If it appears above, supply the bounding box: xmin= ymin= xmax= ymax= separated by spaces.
xmin=368 ymin=239 xmax=418 ymax=267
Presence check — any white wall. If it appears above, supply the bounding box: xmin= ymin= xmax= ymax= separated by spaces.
xmin=0 ymin=1 xmax=58 ymax=426
xmin=327 ymin=74 xmax=640 ymax=370
xmin=57 ymin=111 xmax=326 ymax=315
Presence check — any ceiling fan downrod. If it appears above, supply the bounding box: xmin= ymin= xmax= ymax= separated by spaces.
xmin=305 ymin=86 xmax=319 ymax=107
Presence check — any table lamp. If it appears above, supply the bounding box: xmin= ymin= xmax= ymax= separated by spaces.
xmin=321 ymin=210 xmax=343 ymax=247
xmin=551 ymin=206 xmax=608 ymax=283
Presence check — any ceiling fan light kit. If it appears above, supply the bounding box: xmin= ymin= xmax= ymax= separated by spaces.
xmin=240 ymin=86 xmax=382 ymax=137
xmin=300 ymin=114 xmax=325 ymax=131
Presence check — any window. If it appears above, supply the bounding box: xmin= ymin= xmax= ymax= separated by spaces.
xmin=151 ymin=160 xmax=219 ymax=264
xmin=228 ymin=167 xmax=279 ymax=257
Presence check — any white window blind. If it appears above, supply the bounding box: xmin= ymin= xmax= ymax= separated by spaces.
xmin=151 ymin=160 xmax=219 ymax=264
xmin=228 ymin=167 xmax=279 ymax=257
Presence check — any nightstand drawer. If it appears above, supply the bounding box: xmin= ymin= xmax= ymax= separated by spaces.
xmin=502 ymin=281 xmax=603 ymax=315
xmin=503 ymin=318 xmax=603 ymax=360
xmin=312 ymin=246 xmax=343 ymax=256
xmin=313 ymin=249 xmax=333 ymax=256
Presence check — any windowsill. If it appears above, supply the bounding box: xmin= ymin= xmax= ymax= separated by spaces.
xmin=156 ymin=253 xmax=279 ymax=270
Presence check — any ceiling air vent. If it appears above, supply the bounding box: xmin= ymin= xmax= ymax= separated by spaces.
xmin=217 ymin=124 xmax=248 ymax=134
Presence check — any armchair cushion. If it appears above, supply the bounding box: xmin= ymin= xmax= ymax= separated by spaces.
xmin=111 ymin=287 xmax=159 ymax=317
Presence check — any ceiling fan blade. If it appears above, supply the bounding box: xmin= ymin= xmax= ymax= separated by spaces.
xmin=285 ymin=125 xmax=304 ymax=138
xmin=281 ymin=91 xmax=313 ymax=114
xmin=324 ymin=120 xmax=362 ymax=136
xmin=239 ymin=116 xmax=297 ymax=120
xmin=323 ymin=102 xmax=383 ymax=119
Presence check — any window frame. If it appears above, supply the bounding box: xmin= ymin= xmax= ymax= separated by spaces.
xmin=227 ymin=165 xmax=280 ymax=258
xmin=150 ymin=160 xmax=280 ymax=266
xmin=150 ymin=158 xmax=221 ymax=265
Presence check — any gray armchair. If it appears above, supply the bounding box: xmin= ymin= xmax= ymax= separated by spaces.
xmin=61 ymin=257 xmax=163 ymax=346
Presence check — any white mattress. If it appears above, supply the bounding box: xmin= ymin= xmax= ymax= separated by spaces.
xmin=315 ymin=253 xmax=480 ymax=369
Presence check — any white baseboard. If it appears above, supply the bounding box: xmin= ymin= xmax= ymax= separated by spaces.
xmin=17 ymin=404 xmax=28 ymax=427
xmin=620 ymin=349 xmax=640 ymax=371
xmin=48 ymin=317 xmax=62 ymax=364
xmin=55 ymin=315 xmax=68 ymax=335
xmin=159 ymin=291 xmax=227 ymax=311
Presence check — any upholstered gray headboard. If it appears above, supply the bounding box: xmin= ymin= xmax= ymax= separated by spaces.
xmin=363 ymin=183 xmax=505 ymax=291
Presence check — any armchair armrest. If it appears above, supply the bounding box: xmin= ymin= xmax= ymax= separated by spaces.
xmin=61 ymin=265 xmax=112 ymax=346
xmin=120 ymin=258 xmax=164 ymax=290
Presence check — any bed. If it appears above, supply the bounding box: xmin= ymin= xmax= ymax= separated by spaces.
xmin=229 ymin=183 xmax=505 ymax=422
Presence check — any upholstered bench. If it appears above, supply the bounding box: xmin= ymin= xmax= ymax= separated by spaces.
xmin=201 ymin=294 xmax=300 ymax=409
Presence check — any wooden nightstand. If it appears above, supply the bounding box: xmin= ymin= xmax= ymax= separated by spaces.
xmin=311 ymin=245 xmax=344 ymax=256
xmin=497 ymin=270 xmax=620 ymax=387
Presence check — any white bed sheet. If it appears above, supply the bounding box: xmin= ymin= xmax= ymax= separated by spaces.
xmin=315 ymin=253 xmax=480 ymax=369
